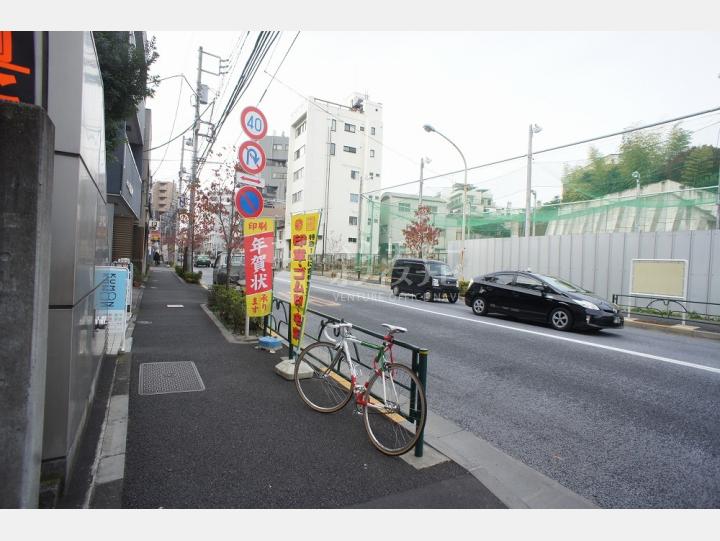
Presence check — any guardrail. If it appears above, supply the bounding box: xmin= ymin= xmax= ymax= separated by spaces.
xmin=612 ymin=294 xmax=720 ymax=327
xmin=262 ymin=297 xmax=429 ymax=457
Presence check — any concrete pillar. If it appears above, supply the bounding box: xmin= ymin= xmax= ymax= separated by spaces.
xmin=0 ymin=102 xmax=55 ymax=508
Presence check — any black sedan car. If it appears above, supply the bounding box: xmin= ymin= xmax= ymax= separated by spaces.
xmin=464 ymin=271 xmax=624 ymax=332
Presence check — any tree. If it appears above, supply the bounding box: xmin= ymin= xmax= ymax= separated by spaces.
xmin=195 ymin=147 xmax=244 ymax=280
xmin=402 ymin=206 xmax=440 ymax=258
xmin=94 ymin=32 xmax=159 ymax=152
xmin=680 ymin=145 xmax=720 ymax=188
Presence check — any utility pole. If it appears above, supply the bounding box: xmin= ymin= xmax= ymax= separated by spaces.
xmin=525 ymin=123 xmax=542 ymax=237
xmin=187 ymin=46 xmax=203 ymax=273
xmin=356 ymin=175 xmax=364 ymax=274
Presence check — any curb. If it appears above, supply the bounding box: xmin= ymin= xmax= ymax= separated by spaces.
xmin=199 ymin=303 xmax=259 ymax=344
xmin=624 ymin=318 xmax=720 ymax=341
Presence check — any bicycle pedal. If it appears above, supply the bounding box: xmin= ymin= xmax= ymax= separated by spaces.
xmin=353 ymin=406 xmax=363 ymax=415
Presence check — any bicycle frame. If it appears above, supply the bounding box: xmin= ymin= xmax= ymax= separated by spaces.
xmin=325 ymin=326 xmax=410 ymax=417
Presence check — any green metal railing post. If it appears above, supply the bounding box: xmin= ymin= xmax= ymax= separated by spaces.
xmin=414 ymin=348 xmax=429 ymax=458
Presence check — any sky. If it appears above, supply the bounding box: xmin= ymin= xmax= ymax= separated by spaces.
xmin=145 ymin=31 xmax=720 ymax=209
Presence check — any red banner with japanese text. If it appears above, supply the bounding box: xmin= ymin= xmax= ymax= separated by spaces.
xmin=289 ymin=212 xmax=320 ymax=348
xmin=243 ymin=218 xmax=275 ymax=317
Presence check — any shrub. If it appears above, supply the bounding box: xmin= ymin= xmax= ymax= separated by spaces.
xmin=208 ymin=285 xmax=265 ymax=334
xmin=175 ymin=265 xmax=185 ymax=277
xmin=184 ymin=271 xmax=202 ymax=284
xmin=459 ymin=279 xmax=470 ymax=297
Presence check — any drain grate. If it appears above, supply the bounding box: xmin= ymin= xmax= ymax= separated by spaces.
xmin=139 ymin=361 xmax=205 ymax=395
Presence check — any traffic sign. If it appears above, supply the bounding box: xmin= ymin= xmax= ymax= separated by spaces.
xmin=235 ymin=171 xmax=265 ymax=189
xmin=240 ymin=106 xmax=268 ymax=140
xmin=237 ymin=140 xmax=266 ymax=175
xmin=235 ymin=186 xmax=264 ymax=219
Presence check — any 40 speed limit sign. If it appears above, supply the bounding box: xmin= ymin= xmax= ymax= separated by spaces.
xmin=240 ymin=106 xmax=268 ymax=140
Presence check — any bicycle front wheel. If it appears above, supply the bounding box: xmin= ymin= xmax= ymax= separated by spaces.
xmin=363 ymin=363 xmax=427 ymax=456
xmin=294 ymin=341 xmax=353 ymax=413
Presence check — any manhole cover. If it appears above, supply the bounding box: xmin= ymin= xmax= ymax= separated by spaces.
xmin=139 ymin=361 xmax=205 ymax=395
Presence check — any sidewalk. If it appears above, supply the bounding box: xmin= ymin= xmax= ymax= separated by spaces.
xmin=119 ymin=267 xmax=505 ymax=508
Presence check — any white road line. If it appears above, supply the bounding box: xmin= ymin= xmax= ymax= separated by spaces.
xmin=275 ymin=278 xmax=720 ymax=376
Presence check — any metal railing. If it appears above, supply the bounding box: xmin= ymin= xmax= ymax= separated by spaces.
xmin=612 ymin=294 xmax=720 ymax=327
xmin=262 ymin=297 xmax=429 ymax=457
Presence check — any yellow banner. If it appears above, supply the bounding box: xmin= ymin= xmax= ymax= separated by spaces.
xmin=289 ymin=212 xmax=320 ymax=348
xmin=243 ymin=218 xmax=275 ymax=317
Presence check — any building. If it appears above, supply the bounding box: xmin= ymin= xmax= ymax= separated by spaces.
xmin=257 ymin=133 xmax=289 ymax=206
xmin=378 ymin=192 xmax=447 ymax=259
xmin=283 ymin=93 xmax=383 ymax=264
xmin=151 ymin=180 xmax=176 ymax=216
xmin=106 ymin=32 xmax=152 ymax=271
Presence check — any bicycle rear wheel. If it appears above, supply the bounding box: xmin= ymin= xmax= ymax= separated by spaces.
xmin=363 ymin=363 xmax=427 ymax=456
xmin=294 ymin=341 xmax=353 ymax=413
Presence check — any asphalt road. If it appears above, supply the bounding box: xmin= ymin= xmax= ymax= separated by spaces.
xmin=272 ymin=271 xmax=720 ymax=508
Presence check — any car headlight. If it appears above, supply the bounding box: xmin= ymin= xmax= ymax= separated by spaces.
xmin=575 ymin=299 xmax=599 ymax=311
xmin=432 ymin=278 xmax=439 ymax=287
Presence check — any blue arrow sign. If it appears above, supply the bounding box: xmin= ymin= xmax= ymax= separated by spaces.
xmin=246 ymin=148 xmax=260 ymax=166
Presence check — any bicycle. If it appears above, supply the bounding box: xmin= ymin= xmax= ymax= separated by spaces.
xmin=293 ymin=322 xmax=427 ymax=456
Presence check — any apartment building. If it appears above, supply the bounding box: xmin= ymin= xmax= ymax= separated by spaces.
xmin=151 ymin=180 xmax=176 ymax=216
xmin=283 ymin=93 xmax=383 ymax=262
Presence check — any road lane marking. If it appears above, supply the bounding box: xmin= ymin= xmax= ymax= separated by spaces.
xmin=275 ymin=278 xmax=720 ymax=376
xmin=167 ymin=304 xmax=184 ymax=308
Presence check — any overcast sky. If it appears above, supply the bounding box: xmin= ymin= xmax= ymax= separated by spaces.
xmin=146 ymin=31 xmax=720 ymax=208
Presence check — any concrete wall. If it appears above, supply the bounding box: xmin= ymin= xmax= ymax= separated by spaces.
xmin=449 ymin=230 xmax=720 ymax=316
xmin=0 ymin=102 xmax=55 ymax=508
xmin=43 ymin=31 xmax=110 ymax=479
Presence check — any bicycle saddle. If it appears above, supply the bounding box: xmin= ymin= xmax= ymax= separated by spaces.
xmin=381 ymin=323 xmax=407 ymax=334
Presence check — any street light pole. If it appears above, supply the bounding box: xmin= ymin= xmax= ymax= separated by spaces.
xmin=632 ymin=171 xmax=641 ymax=232
xmin=531 ymin=189 xmax=537 ymax=237
xmin=525 ymin=123 xmax=542 ymax=237
xmin=423 ymin=125 xmax=467 ymax=278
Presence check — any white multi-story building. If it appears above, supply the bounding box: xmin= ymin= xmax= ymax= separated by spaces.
xmin=283 ymin=93 xmax=383 ymax=263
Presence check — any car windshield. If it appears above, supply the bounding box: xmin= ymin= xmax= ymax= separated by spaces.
xmin=426 ymin=262 xmax=453 ymax=276
xmin=536 ymin=274 xmax=591 ymax=294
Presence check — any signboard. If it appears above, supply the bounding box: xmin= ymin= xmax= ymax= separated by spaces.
xmin=243 ymin=218 xmax=275 ymax=317
xmin=237 ymin=140 xmax=266 ymax=175
xmin=234 ymin=170 xmax=265 ymax=189
xmin=235 ymin=185 xmax=264 ymax=219
xmin=150 ymin=230 xmax=160 ymax=242
xmin=289 ymin=212 xmax=321 ymax=349
xmin=0 ymin=31 xmax=35 ymax=104
xmin=240 ymin=106 xmax=268 ymax=140
xmin=95 ymin=266 xmax=129 ymax=354
xmin=630 ymin=259 xmax=688 ymax=299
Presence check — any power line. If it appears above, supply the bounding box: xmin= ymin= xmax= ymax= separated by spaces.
xmin=363 ymin=105 xmax=720 ymax=195
xmin=258 ymin=31 xmax=300 ymax=105
xmin=144 ymin=102 xmax=214 ymax=153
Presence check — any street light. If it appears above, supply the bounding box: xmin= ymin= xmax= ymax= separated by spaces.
xmin=524 ymin=123 xmax=542 ymax=237
xmin=419 ymin=156 xmax=432 ymax=208
xmin=632 ymin=171 xmax=641 ymax=232
xmin=423 ymin=124 xmax=468 ymax=279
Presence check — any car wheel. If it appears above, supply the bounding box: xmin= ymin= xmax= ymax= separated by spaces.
xmin=471 ymin=296 xmax=487 ymax=316
xmin=447 ymin=292 xmax=458 ymax=304
xmin=392 ymin=286 xmax=400 ymax=297
xmin=423 ymin=289 xmax=434 ymax=302
xmin=550 ymin=307 xmax=573 ymax=331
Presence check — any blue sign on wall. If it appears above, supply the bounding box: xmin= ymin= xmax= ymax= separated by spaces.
xmin=95 ymin=267 xmax=128 ymax=312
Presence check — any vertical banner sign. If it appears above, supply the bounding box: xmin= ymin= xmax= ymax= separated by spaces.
xmin=94 ymin=266 xmax=129 ymax=354
xmin=289 ymin=212 xmax=321 ymax=349
xmin=243 ymin=218 xmax=275 ymax=317
xmin=0 ymin=31 xmax=35 ymax=104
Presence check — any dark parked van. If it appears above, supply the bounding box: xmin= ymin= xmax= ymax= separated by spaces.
xmin=390 ymin=258 xmax=459 ymax=303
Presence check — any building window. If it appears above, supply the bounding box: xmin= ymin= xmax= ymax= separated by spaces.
xmin=285 ymin=144 xmax=289 ymax=150
xmin=370 ymin=149 xmax=375 ymax=158
xmin=348 ymin=237 xmax=357 ymax=243
xmin=294 ymin=145 xmax=305 ymax=160
xmin=295 ymin=121 xmax=306 ymax=137
xmin=343 ymin=146 xmax=357 ymax=154
xmin=428 ymin=205 xmax=438 ymax=213
xmin=367 ymin=218 xmax=371 ymax=225
xmin=350 ymin=169 xmax=359 ymax=180
xmin=398 ymin=203 xmax=411 ymax=213
xmin=330 ymin=143 xmax=335 ymax=156
xmin=371 ymin=127 xmax=376 ymax=135
xmin=369 ymin=172 xmax=374 ymax=179
xmin=375 ymin=173 xmax=380 ymax=178
xmin=344 ymin=123 xmax=356 ymax=133
xmin=272 ymin=172 xmax=287 ymax=179
xmin=359 ymin=126 xmax=365 ymax=132
xmin=293 ymin=167 xmax=304 ymax=181
xmin=331 ymin=119 xmax=336 ymax=131
xmin=273 ymin=143 xmax=284 ymax=151
xmin=292 ymin=190 xmax=303 ymax=203
xmin=350 ymin=193 xmax=359 ymax=203
xmin=349 ymin=216 xmax=358 ymax=226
